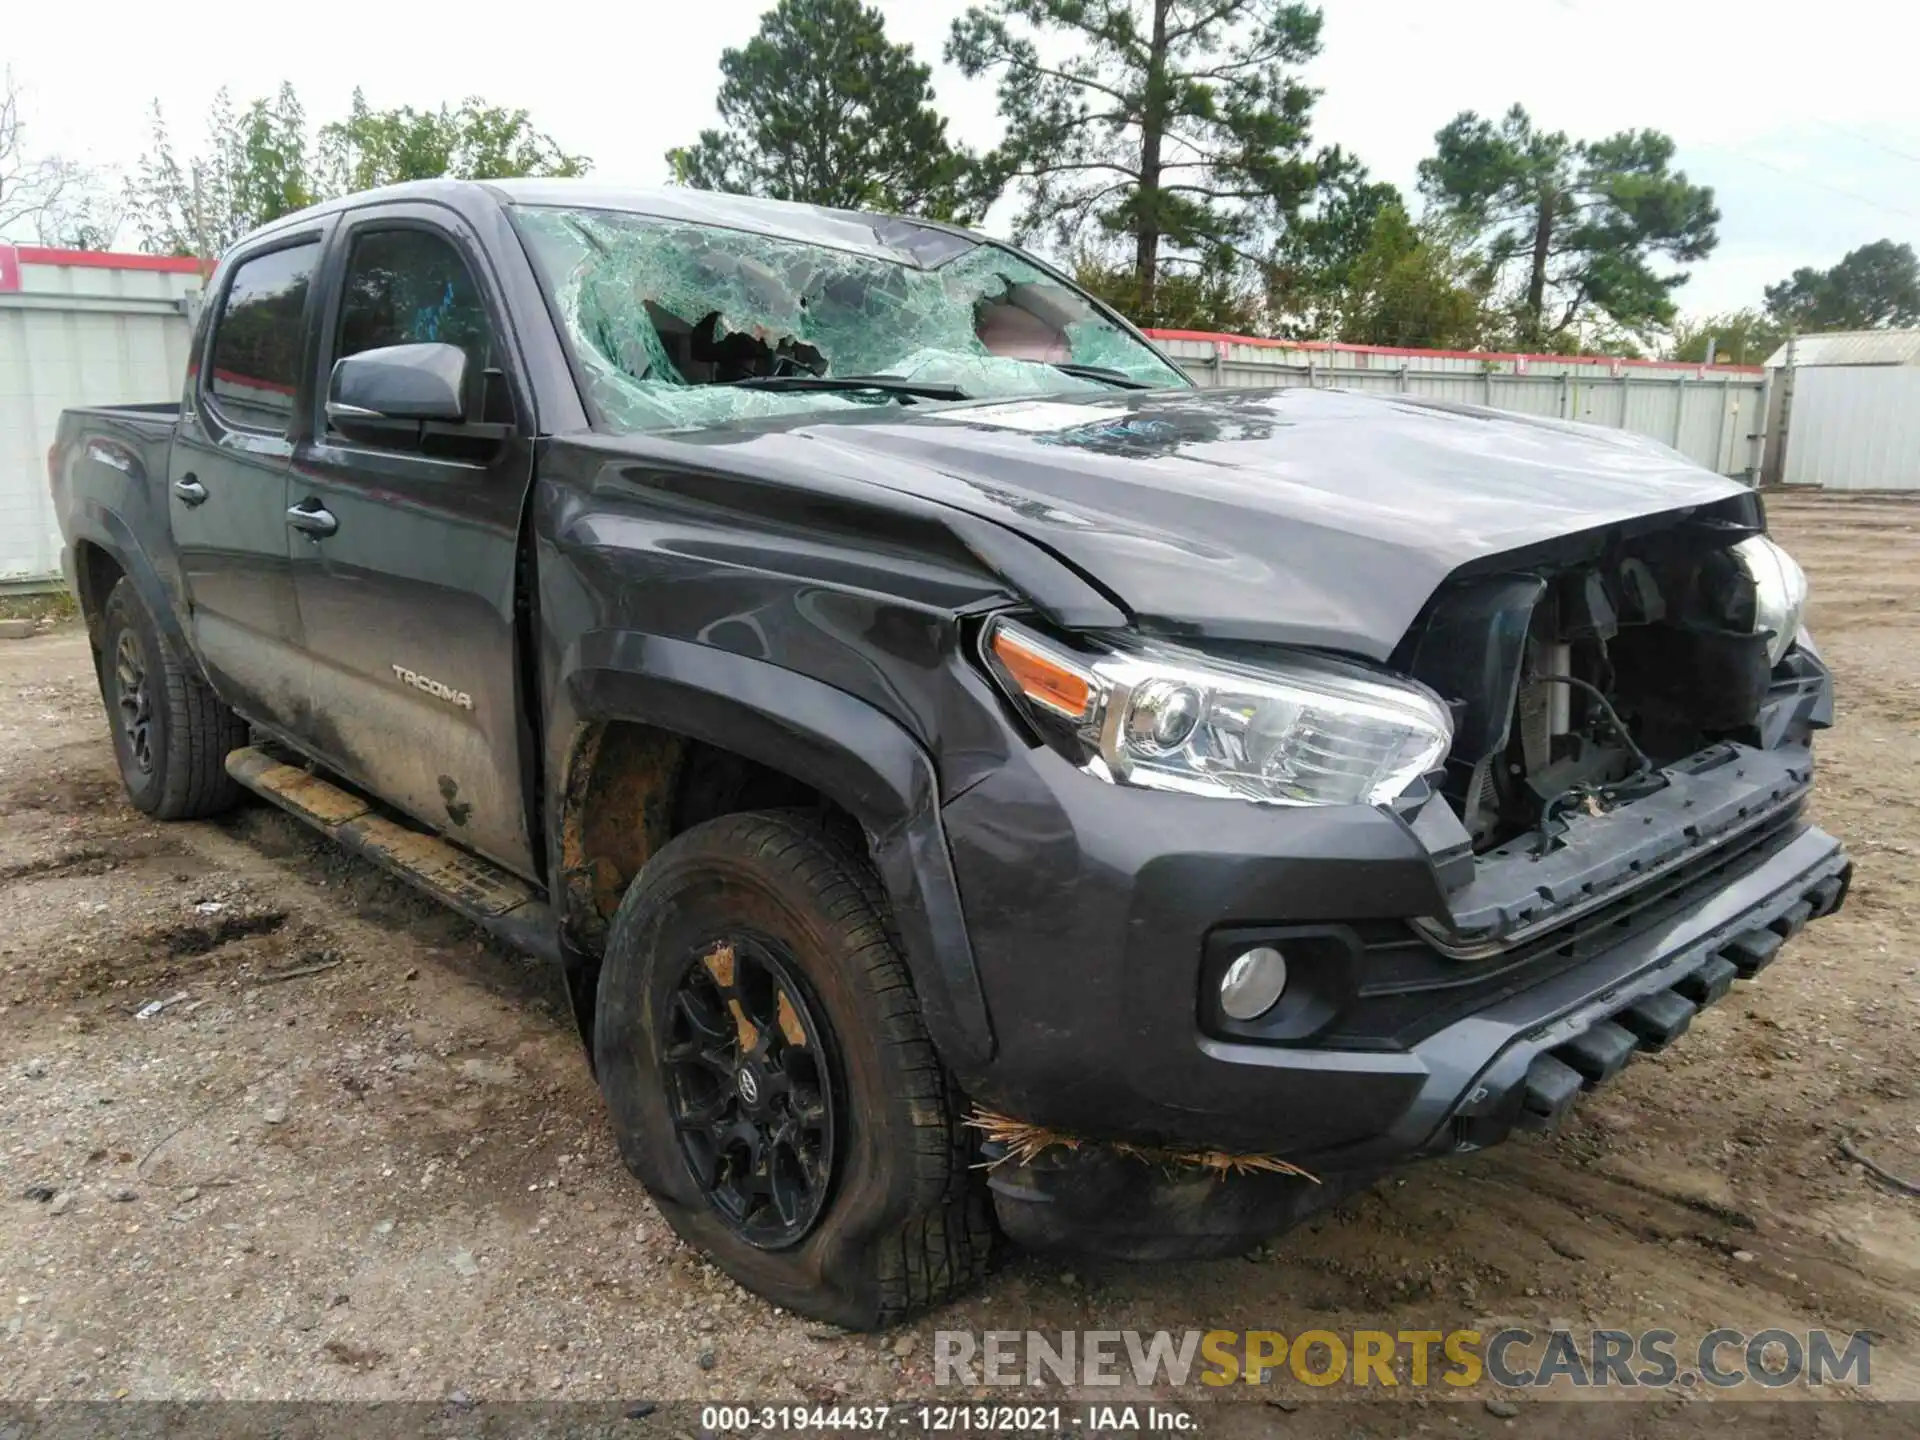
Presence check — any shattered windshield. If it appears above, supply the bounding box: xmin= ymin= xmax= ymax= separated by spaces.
xmin=512 ymin=205 xmax=1188 ymax=432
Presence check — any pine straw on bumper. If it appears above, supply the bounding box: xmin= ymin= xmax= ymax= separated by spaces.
xmin=967 ymin=1107 xmax=1318 ymax=1183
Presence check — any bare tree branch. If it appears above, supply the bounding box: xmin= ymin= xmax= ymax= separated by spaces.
xmin=36 ymin=172 xmax=126 ymax=249
xmin=1008 ymin=159 xmax=1142 ymax=181
xmin=0 ymin=67 xmax=80 ymax=236
xmin=989 ymin=54 xmax=1136 ymax=111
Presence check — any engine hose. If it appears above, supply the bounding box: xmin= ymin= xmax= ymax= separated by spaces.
xmin=1531 ymin=672 xmax=1656 ymax=777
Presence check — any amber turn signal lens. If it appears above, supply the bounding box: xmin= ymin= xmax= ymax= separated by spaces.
xmin=991 ymin=627 xmax=1094 ymax=721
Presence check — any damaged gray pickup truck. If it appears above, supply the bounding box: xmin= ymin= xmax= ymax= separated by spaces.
xmin=51 ymin=180 xmax=1848 ymax=1328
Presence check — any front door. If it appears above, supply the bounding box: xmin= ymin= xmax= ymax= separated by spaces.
xmin=169 ymin=234 xmax=326 ymax=736
xmin=288 ymin=207 xmax=538 ymax=877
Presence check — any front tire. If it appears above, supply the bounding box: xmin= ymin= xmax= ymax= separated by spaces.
xmin=98 ymin=579 xmax=248 ymax=819
xmin=594 ymin=810 xmax=992 ymax=1328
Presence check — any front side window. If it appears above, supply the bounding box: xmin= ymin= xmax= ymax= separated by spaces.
xmin=512 ymin=206 xmax=1187 ymax=433
xmin=333 ymin=227 xmax=497 ymax=424
xmin=208 ymin=241 xmax=318 ymax=431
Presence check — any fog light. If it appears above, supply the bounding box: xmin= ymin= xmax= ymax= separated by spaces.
xmin=1220 ymin=946 xmax=1288 ymax=1021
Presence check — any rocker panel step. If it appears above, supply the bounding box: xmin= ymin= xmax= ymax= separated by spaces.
xmin=225 ymin=747 xmax=539 ymax=921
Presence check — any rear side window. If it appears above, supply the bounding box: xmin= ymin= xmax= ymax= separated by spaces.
xmin=208 ymin=242 xmax=319 ymax=431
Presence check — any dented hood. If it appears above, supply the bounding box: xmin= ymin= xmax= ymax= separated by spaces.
xmin=790 ymin=386 xmax=1749 ymax=659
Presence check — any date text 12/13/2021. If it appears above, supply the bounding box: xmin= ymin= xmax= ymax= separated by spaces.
xmin=700 ymin=1405 xmax=1195 ymax=1432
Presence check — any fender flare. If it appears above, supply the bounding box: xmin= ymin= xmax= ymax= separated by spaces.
xmin=68 ymin=502 xmax=194 ymax=664
xmin=552 ymin=629 xmax=996 ymax=1078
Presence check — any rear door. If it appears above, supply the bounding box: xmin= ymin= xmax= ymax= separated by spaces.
xmin=170 ymin=233 xmax=326 ymax=733
xmin=287 ymin=203 xmax=539 ymax=877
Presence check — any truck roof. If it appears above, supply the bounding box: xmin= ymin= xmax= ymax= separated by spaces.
xmin=237 ymin=177 xmax=987 ymax=267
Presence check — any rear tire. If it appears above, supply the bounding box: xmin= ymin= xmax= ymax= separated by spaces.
xmin=594 ymin=809 xmax=993 ymax=1328
xmin=98 ymin=579 xmax=248 ymax=820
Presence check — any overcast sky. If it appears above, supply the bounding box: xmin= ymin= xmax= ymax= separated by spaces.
xmin=8 ymin=0 xmax=1919 ymax=319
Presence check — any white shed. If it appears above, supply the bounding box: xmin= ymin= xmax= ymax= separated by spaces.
xmin=1764 ymin=329 xmax=1920 ymax=491
xmin=0 ymin=245 xmax=202 ymax=587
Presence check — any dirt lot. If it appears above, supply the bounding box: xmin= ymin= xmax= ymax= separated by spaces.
xmin=1 ymin=492 xmax=1916 ymax=1427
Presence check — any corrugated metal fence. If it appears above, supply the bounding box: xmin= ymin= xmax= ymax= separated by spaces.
xmin=0 ymin=245 xmax=201 ymax=587
xmin=1145 ymin=330 xmax=1770 ymax=482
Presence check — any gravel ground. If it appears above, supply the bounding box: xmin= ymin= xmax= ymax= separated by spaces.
xmin=0 ymin=492 xmax=1915 ymax=1430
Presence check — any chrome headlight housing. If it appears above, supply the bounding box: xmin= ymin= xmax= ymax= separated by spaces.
xmin=985 ymin=619 xmax=1453 ymax=808
xmin=1733 ymin=535 xmax=1809 ymax=667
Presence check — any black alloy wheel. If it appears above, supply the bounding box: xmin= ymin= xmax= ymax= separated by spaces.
xmin=662 ymin=932 xmax=837 ymax=1248
xmin=112 ymin=628 xmax=154 ymax=776
xmin=96 ymin=578 xmax=247 ymax=819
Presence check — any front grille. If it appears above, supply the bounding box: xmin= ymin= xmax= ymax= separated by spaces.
xmin=1319 ymin=804 xmax=1806 ymax=1051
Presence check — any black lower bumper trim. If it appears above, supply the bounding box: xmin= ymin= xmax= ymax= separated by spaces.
xmin=1517 ymin=1054 xmax=1585 ymax=1130
xmin=1451 ymin=854 xmax=1850 ymax=1146
xmin=1725 ymin=926 xmax=1785 ymax=976
xmin=1547 ymin=927 xmax=1782 ymax=1106
xmin=1676 ymin=954 xmax=1739 ymax=1005
xmin=1619 ymin=988 xmax=1697 ymax=1050
xmin=1555 ymin=1020 xmax=1639 ymax=1088
xmin=1772 ymin=899 xmax=1815 ymax=938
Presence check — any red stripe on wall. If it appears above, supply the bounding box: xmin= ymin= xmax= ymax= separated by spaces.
xmin=15 ymin=246 xmax=205 ymax=275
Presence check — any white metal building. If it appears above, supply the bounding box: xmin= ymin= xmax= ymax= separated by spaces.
xmin=1146 ymin=329 xmax=1768 ymax=480
xmin=1764 ymin=329 xmax=1920 ymax=491
xmin=0 ymin=245 xmax=202 ymax=587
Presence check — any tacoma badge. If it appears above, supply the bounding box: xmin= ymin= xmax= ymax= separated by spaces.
xmin=391 ymin=664 xmax=473 ymax=710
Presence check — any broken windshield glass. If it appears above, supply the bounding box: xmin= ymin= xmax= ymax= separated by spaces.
xmin=512 ymin=205 xmax=1188 ymax=432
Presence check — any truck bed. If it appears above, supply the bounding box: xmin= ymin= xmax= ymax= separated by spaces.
xmin=48 ymin=402 xmax=181 ymax=605
xmin=54 ymin=400 xmax=178 ymax=449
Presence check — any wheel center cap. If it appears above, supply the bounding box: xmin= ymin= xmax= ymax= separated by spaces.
xmin=736 ymin=1067 xmax=761 ymax=1107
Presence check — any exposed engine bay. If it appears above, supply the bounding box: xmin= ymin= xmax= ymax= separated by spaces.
xmin=1395 ymin=502 xmax=1820 ymax=859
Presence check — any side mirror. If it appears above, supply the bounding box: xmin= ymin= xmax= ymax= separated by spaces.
xmin=328 ymin=342 xmax=468 ymax=424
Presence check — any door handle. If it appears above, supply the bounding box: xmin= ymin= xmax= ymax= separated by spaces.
xmin=172 ymin=475 xmax=208 ymax=506
xmin=286 ymin=500 xmax=339 ymax=539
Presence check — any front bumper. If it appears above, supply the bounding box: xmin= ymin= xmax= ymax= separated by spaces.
xmin=944 ymin=733 xmax=1850 ymax=1179
xmin=973 ymin=810 xmax=1848 ymax=1257
xmin=1396 ymin=821 xmax=1848 ymax=1158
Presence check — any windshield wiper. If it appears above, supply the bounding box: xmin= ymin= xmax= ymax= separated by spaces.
xmin=1048 ymin=362 xmax=1154 ymax=390
xmin=725 ymin=375 xmax=970 ymax=403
